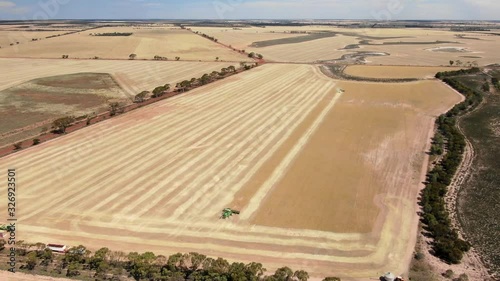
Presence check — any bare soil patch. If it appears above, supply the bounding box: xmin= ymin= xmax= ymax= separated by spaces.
xmin=0 ymin=73 xmax=126 ymax=147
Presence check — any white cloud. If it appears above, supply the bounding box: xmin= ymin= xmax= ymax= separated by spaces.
xmin=0 ymin=0 xmax=31 ymax=15
xmin=0 ymin=1 xmax=15 ymax=8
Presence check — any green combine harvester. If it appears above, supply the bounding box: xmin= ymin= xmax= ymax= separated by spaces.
xmin=0 ymin=224 xmax=14 ymax=232
xmin=221 ymin=208 xmax=240 ymax=219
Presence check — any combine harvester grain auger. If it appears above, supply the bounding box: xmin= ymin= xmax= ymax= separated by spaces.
xmin=220 ymin=208 xmax=240 ymax=219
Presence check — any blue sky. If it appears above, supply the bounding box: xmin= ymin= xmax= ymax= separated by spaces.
xmin=0 ymin=0 xmax=498 ymax=20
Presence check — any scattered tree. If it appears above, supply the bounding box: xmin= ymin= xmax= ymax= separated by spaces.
xmin=152 ymin=85 xmax=169 ymax=98
xmin=449 ymin=60 xmax=454 ymax=66
xmin=13 ymin=142 xmax=22 ymax=150
xmin=294 ymin=270 xmax=310 ymax=281
xmin=25 ymin=252 xmax=38 ymax=270
xmin=175 ymin=56 xmax=180 ymax=61
xmin=135 ymin=91 xmax=150 ymax=103
xmin=32 ymin=138 xmax=41 ymax=146
xmin=482 ymin=82 xmax=490 ymax=92
xmin=455 ymin=274 xmax=469 ymax=281
xmin=129 ymin=53 xmax=137 ymax=60
xmin=109 ymin=102 xmax=122 ymax=116
xmin=444 ymin=269 xmax=454 ymax=279
xmin=52 ymin=116 xmax=75 ymax=133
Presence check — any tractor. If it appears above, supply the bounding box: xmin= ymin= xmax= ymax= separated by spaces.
xmin=221 ymin=208 xmax=240 ymax=219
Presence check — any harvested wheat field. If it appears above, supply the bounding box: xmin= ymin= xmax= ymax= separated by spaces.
xmin=248 ymin=35 xmax=359 ymax=62
xmin=202 ymin=26 xmax=500 ymax=65
xmin=344 ymin=65 xmax=464 ymax=79
xmin=0 ymin=30 xmax=71 ymax=48
xmin=0 ymin=64 xmax=462 ymax=279
xmin=0 ymin=58 xmax=237 ymax=96
xmin=0 ymin=27 xmax=250 ymax=62
xmin=188 ymin=26 xmax=302 ymax=50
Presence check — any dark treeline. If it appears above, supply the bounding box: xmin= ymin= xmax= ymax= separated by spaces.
xmin=3 ymin=241 xmax=341 ymax=281
xmin=420 ymin=72 xmax=483 ymax=264
xmin=435 ymin=67 xmax=481 ymax=79
xmin=92 ymin=32 xmax=134 ymax=36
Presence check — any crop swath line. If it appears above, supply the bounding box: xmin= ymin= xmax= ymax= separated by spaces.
xmin=126 ymin=71 xmax=314 ymax=219
xmin=180 ymin=81 xmax=336 ymax=219
xmin=241 ymin=88 xmax=344 ymax=220
xmin=18 ymin=65 xmax=309 ymax=219
xmin=97 ymin=68 xmax=310 ymax=216
xmin=127 ymin=67 xmax=314 ymax=218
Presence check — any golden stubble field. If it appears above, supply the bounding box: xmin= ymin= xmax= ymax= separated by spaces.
xmin=344 ymin=65 xmax=465 ymax=79
xmin=0 ymin=26 xmax=251 ymax=62
xmin=0 ymin=64 xmax=463 ymax=279
xmin=194 ymin=26 xmax=500 ymax=65
xmin=0 ymin=58 xmax=237 ymax=96
xmin=0 ymin=30 xmax=69 ymax=48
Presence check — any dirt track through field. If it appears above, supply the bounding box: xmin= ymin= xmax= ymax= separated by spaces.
xmin=0 ymin=64 xmax=462 ymax=279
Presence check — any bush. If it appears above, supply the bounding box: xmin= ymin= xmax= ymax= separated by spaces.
xmin=454 ymin=273 xmax=468 ymax=281
xmin=444 ymin=269 xmax=454 ymax=278
xmin=33 ymin=139 xmax=41 ymax=146
xmin=13 ymin=142 xmax=22 ymax=150
xmin=414 ymin=252 xmax=425 ymax=261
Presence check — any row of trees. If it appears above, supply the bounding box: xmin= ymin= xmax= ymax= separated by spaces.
xmin=195 ymin=31 xmax=219 ymax=43
xmin=91 ymin=32 xmax=133 ymax=36
xmin=435 ymin=67 xmax=481 ymax=79
xmin=248 ymin=52 xmax=264 ymax=59
xmin=420 ymin=72 xmax=484 ymax=264
xmin=134 ymin=65 xmax=239 ymax=103
xmin=154 ymin=55 xmax=168 ymax=61
xmin=449 ymin=60 xmax=479 ymax=67
xmin=7 ymin=242 xmax=341 ymax=281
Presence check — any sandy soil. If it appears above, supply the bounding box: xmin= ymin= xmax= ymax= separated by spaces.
xmin=0 ymin=64 xmax=463 ymax=279
xmin=0 ymin=58 xmax=237 ymax=97
xmin=0 ymin=270 xmax=74 ymax=281
xmin=0 ymin=27 xmax=250 ymax=62
xmin=344 ymin=65 xmax=464 ymax=79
